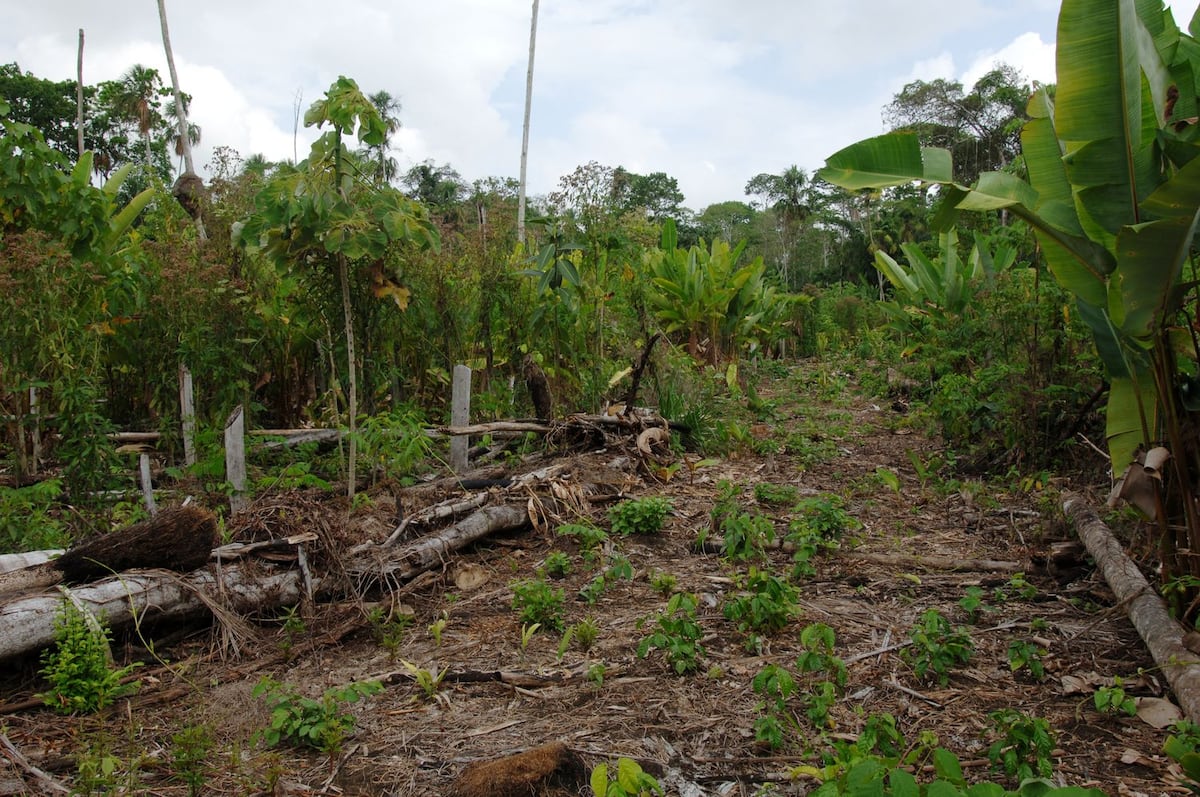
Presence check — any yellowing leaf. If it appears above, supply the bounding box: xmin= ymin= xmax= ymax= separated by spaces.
xmin=373 ymin=281 xmax=411 ymax=309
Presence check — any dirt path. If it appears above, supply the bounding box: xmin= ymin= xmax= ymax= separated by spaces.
xmin=0 ymin=361 xmax=1182 ymax=796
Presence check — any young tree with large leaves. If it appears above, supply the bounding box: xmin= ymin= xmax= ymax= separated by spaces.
xmin=820 ymin=0 xmax=1200 ymax=587
xmin=236 ymin=77 xmax=439 ymax=497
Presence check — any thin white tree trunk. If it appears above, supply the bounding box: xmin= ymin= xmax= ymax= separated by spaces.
xmin=75 ymin=29 xmax=84 ymax=158
xmin=156 ymin=0 xmax=207 ymax=241
xmin=516 ymin=0 xmax=539 ymax=246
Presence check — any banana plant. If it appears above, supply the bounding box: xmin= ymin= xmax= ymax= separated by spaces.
xmin=874 ymin=228 xmax=1017 ymax=322
xmin=819 ymin=0 xmax=1200 ymax=576
xmin=644 ymin=219 xmax=769 ymax=363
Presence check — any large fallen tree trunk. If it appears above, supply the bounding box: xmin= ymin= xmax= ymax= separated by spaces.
xmin=1063 ymin=492 xmax=1200 ymax=723
xmin=0 ymin=501 xmax=532 ymax=663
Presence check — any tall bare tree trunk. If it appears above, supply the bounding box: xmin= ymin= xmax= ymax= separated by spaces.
xmin=156 ymin=0 xmax=207 ymax=241
xmin=75 ymin=30 xmax=84 ymax=158
xmin=516 ymin=0 xmax=539 ymax=246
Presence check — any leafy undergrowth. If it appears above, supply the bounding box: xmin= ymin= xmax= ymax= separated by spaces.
xmin=0 ymin=360 xmax=1185 ymax=796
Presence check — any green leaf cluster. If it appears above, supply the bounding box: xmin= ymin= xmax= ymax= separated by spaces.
xmin=39 ymin=601 xmax=141 ymax=715
xmin=637 ymin=592 xmax=705 ymax=674
xmin=252 ymin=677 xmax=382 ymax=755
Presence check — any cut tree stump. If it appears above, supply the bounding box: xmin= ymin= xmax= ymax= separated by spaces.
xmin=1063 ymin=492 xmax=1200 ymax=723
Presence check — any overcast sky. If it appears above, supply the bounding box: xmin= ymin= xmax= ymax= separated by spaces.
xmin=5 ymin=1 xmax=1199 ymax=211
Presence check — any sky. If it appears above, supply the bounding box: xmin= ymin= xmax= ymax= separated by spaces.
xmin=4 ymin=1 xmax=1199 ymax=212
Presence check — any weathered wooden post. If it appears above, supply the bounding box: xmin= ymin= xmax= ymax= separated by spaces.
xmin=450 ymin=365 xmax=472 ymax=472
xmin=138 ymin=453 xmax=158 ymax=516
xmin=28 ymin=387 xmax=40 ymax=476
xmin=224 ymin=405 xmax=246 ymax=513
xmin=179 ymin=364 xmax=196 ymax=467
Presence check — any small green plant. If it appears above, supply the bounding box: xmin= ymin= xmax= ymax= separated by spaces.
xmin=356 ymin=407 xmax=433 ymax=484
xmin=957 ymin=586 xmax=988 ymax=623
xmin=367 ymin=606 xmax=412 ymax=662
xmin=557 ymin=522 xmax=609 ymax=560
xmin=637 ymin=592 xmax=706 ymax=675
xmin=39 ymin=600 xmax=141 ymax=715
xmin=609 ymin=496 xmax=672 ymax=536
xmin=902 ymin=609 xmax=973 ymax=686
xmin=1164 ymin=720 xmax=1200 ymax=793
xmin=75 ymin=736 xmax=125 ymax=796
xmin=171 ymin=724 xmax=214 ymax=797
xmin=579 ymin=574 xmax=609 ymax=605
xmin=789 ymin=494 xmax=860 ymax=542
xmin=510 ymin=578 xmax=566 ymax=632
xmin=802 ymin=680 xmax=839 ymax=729
xmin=986 ymin=708 xmax=1056 ymax=781
xmin=649 ymin=570 xmax=678 ymax=596
xmin=571 ymin=616 xmax=601 ymax=652
xmin=543 ymin=550 xmax=572 ymax=578
xmin=796 ymin=623 xmax=848 ymax=688
xmin=875 ymin=467 xmax=902 ymax=494
xmin=995 ymin=572 xmax=1038 ymax=602
xmin=520 ymin=622 xmax=541 ymax=652
xmin=252 ymin=677 xmax=383 ymax=756
xmin=587 ymin=661 xmax=607 ymax=688
xmin=590 ymin=757 xmax=664 ymax=796
xmin=277 ymin=604 xmax=306 ymax=661
xmin=1094 ymin=677 xmax=1138 ymax=716
xmin=605 ymin=553 xmax=634 ymax=581
xmin=1007 ymin=639 xmax=1047 ymax=681
xmin=428 ymin=612 xmax=449 ymax=646
xmin=720 ymin=510 xmax=776 ymax=561
xmin=398 ymin=659 xmax=448 ymax=699
xmin=752 ymin=663 xmax=797 ymax=750
xmin=753 ymin=482 xmax=800 ymax=505
xmin=723 ymin=567 xmax=799 ymax=635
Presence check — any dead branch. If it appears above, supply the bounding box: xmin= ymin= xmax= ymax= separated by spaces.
xmin=1063 ymin=492 xmax=1200 ymax=723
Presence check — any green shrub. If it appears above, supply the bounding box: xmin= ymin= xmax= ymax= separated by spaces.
xmin=252 ymin=678 xmax=383 ymax=756
xmin=510 ymin=578 xmax=566 ymax=632
xmin=0 ymin=479 xmax=68 ymax=553
xmin=637 ymin=592 xmax=705 ymax=675
xmin=902 ymin=609 xmax=973 ymax=686
xmin=609 ymin=496 xmax=672 ymax=536
xmin=39 ymin=600 xmax=141 ymax=715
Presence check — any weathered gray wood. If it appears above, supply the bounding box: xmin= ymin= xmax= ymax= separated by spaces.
xmin=1064 ymin=492 xmax=1200 ymax=723
xmin=450 ymin=364 xmax=472 ymax=472
xmin=0 ymin=565 xmax=305 ymax=662
xmin=179 ymin=363 xmax=196 ymax=466
xmin=139 ymin=453 xmax=157 ymax=516
xmin=224 ymin=405 xmax=246 ymax=513
xmin=0 ymin=502 xmax=531 ymax=662
xmin=28 ymin=387 xmax=40 ymax=476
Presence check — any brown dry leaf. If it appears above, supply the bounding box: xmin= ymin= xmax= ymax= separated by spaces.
xmin=1135 ymin=696 xmax=1182 ymax=728
xmin=1061 ymin=671 xmax=1107 ymax=694
xmin=454 ymin=564 xmax=489 ymax=592
xmin=1119 ymin=748 xmax=1155 ymax=766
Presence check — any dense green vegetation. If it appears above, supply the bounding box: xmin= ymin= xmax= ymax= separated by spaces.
xmin=0 ymin=0 xmax=1195 ymax=617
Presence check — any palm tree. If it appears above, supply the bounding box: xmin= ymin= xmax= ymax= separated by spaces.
xmin=744 ymin=165 xmax=818 ymax=289
xmin=365 ymin=90 xmax=401 ymax=184
xmin=111 ymin=64 xmax=162 ymax=174
xmin=164 ymin=100 xmax=201 ymax=173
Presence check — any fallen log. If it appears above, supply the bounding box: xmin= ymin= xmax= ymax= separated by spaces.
xmin=0 ymin=501 xmax=533 ymax=664
xmin=347 ymin=503 xmax=531 ymax=584
xmin=1063 ymin=492 xmax=1200 ymax=723
xmin=0 ymin=565 xmax=306 ymax=662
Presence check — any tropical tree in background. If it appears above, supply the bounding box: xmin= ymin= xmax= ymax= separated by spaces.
xmin=821 ymin=0 xmax=1200 ymax=597
xmin=364 ymin=89 xmax=402 ymax=185
xmin=236 ymin=76 xmax=439 ymax=497
xmin=883 ymin=64 xmax=1031 ymax=183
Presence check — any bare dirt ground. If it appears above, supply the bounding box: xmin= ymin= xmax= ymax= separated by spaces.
xmin=0 ymin=360 xmax=1188 ymax=796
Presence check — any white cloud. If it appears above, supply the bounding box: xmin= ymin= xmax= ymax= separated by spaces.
xmin=5 ymin=0 xmax=1197 ymax=211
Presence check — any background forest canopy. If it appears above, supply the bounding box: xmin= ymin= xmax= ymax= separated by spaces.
xmin=0 ymin=36 xmax=1120 ymax=528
